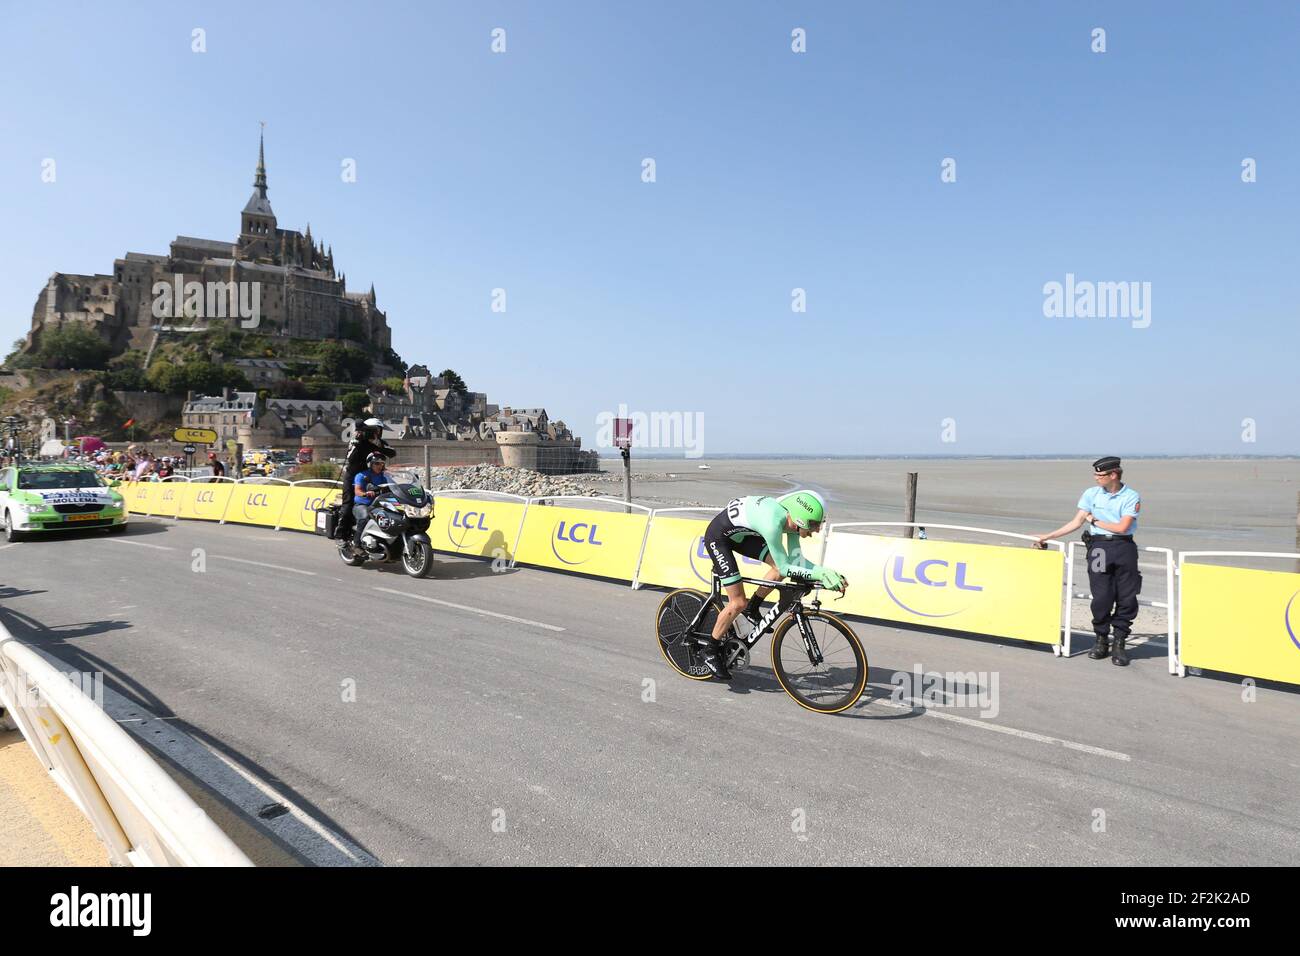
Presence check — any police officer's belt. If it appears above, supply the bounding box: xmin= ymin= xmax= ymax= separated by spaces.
xmin=1082 ymin=531 xmax=1133 ymax=543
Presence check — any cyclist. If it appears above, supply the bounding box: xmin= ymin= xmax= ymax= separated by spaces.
xmin=698 ymin=489 xmax=848 ymax=678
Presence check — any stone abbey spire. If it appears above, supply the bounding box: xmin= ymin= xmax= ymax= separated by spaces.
xmin=240 ymin=128 xmax=277 ymax=248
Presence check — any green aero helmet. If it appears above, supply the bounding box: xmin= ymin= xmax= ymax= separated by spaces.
xmin=779 ymin=490 xmax=826 ymax=530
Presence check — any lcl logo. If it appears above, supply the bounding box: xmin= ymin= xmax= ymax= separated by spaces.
xmin=448 ymin=510 xmax=488 ymax=550
xmin=195 ymin=490 xmax=216 ymax=503
xmin=883 ymin=554 xmax=983 ymax=619
xmin=302 ymin=495 xmax=327 ymax=511
xmin=1286 ymin=590 xmax=1300 ymax=652
xmin=245 ymin=493 xmax=269 ymax=507
xmin=551 ymin=521 xmax=604 ymax=566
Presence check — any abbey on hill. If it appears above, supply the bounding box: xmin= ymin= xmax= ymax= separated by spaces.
xmin=19 ymin=133 xmax=391 ymax=358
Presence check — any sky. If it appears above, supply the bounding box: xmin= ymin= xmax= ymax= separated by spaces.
xmin=0 ymin=1 xmax=1296 ymax=456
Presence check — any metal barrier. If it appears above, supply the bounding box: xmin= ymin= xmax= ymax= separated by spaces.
xmin=431 ymin=489 xmax=531 ymax=564
xmin=829 ymin=522 xmax=1066 ymax=653
xmin=0 ymin=631 xmax=252 ymax=867
xmin=1174 ymin=551 xmax=1300 ymax=682
xmin=1065 ymin=542 xmax=1175 ymax=665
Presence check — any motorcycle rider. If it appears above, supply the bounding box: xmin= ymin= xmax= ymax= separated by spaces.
xmin=351 ymin=452 xmax=395 ymax=551
xmin=336 ymin=417 xmax=395 ymax=542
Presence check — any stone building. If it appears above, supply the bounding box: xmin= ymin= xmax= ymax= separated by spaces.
xmin=232 ymin=358 xmax=289 ymax=386
xmin=20 ymin=133 xmax=392 ymax=358
xmin=181 ymin=390 xmax=258 ymax=443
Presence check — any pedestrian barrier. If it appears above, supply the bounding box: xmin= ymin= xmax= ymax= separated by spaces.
xmin=279 ymin=482 xmax=343 ymax=533
xmin=1175 ymin=552 xmax=1300 ymax=685
xmin=0 ymin=629 xmax=252 ymax=867
xmin=1065 ymin=542 xmax=1175 ymax=666
xmin=179 ymin=480 xmax=236 ymax=521
xmin=224 ymin=480 xmax=293 ymax=528
xmin=429 ymin=490 xmax=529 ymax=561
xmin=826 ymin=523 xmax=1066 ymax=650
xmin=511 ymin=497 xmax=652 ymax=581
xmin=120 ymin=480 xmax=1299 ymax=687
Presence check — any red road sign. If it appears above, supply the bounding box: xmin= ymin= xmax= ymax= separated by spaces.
xmin=614 ymin=418 xmax=633 ymax=450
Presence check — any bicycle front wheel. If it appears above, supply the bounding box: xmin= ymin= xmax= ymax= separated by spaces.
xmin=771 ymin=611 xmax=868 ymax=714
xmin=655 ymin=588 xmax=717 ymax=681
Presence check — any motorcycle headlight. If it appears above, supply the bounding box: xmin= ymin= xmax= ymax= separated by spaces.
xmin=401 ymin=503 xmax=432 ymax=518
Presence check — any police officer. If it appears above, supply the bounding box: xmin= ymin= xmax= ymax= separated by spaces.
xmin=336 ymin=417 xmax=395 ymax=543
xmin=1034 ymin=457 xmax=1142 ymax=666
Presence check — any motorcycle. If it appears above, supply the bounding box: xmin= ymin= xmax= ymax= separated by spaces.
xmin=337 ymin=482 xmax=434 ymax=578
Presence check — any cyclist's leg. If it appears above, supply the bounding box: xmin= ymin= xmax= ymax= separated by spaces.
xmin=712 ymin=580 xmax=748 ymax=639
xmin=748 ymin=553 xmax=781 ymax=601
xmin=703 ymin=514 xmax=746 ymax=640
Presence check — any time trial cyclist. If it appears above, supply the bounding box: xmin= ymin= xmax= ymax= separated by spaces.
xmin=698 ymin=489 xmax=848 ymax=678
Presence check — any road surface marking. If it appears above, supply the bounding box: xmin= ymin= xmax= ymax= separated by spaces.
xmin=888 ymin=698 xmax=1131 ymax=761
xmin=374 ymin=586 xmax=566 ymax=631
xmin=0 ymin=544 xmax=17 ymax=551
xmin=211 ymin=555 xmax=316 ymax=576
xmin=107 ymin=539 xmax=174 ymax=551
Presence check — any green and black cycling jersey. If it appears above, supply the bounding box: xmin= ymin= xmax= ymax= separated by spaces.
xmin=704 ymin=495 xmax=825 ymax=586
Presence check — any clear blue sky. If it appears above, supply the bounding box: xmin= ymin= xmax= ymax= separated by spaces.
xmin=1 ymin=1 xmax=1296 ymax=456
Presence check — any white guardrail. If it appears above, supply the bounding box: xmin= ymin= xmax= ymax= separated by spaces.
xmin=0 ymin=631 xmax=252 ymax=866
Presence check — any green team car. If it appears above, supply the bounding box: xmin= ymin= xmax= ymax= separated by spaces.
xmin=0 ymin=464 xmax=129 ymax=542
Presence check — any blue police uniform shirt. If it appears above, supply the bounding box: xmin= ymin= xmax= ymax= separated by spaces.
xmin=354 ymin=470 xmax=393 ymax=498
xmin=1077 ymin=484 xmax=1140 ymax=536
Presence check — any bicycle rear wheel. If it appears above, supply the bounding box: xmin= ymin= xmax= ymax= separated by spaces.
xmin=655 ymin=588 xmax=718 ymax=681
xmin=771 ymin=611 xmax=868 ymax=714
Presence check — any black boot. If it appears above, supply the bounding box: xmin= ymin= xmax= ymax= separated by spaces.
xmin=1111 ymin=635 xmax=1130 ymax=666
xmin=1088 ymin=634 xmax=1110 ymax=659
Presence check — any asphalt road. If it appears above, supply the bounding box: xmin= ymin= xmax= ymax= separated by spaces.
xmin=2 ymin=516 xmax=1298 ymax=865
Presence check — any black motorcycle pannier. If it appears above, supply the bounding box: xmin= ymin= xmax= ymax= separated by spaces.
xmin=315 ymin=503 xmax=342 ymax=538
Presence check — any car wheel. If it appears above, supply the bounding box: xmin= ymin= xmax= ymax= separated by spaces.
xmin=4 ymin=511 xmax=22 ymax=543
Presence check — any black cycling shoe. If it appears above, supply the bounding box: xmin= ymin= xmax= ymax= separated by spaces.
xmin=694 ymin=636 xmax=732 ymax=679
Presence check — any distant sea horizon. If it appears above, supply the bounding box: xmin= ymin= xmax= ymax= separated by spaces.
xmin=595 ymin=452 xmax=1300 ymax=461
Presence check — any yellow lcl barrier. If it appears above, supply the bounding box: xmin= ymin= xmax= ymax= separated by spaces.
xmin=1180 ymin=562 xmax=1300 ymax=685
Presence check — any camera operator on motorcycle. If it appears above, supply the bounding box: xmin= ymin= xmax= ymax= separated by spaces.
xmin=336 ymin=417 xmax=395 ymax=542
xmin=349 ymin=452 xmax=395 ymax=551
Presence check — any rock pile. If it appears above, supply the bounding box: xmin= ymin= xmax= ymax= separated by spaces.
xmin=390 ymin=463 xmax=605 ymax=498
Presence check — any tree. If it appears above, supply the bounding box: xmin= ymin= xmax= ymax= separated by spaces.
xmin=379 ymin=377 xmax=406 ymax=394
xmin=302 ymin=375 xmax=334 ymax=400
xmin=36 ymin=325 xmax=113 ymax=370
xmin=341 ymin=391 xmax=370 ymax=417
xmin=270 ymin=378 xmax=309 ymax=400
xmin=145 ymin=362 xmax=183 ymax=394
xmin=440 ymin=368 xmax=468 ymax=395
xmin=319 ymin=342 xmax=372 ymax=383
xmin=145 ymin=360 xmax=250 ymax=396
xmin=103 ymin=366 xmax=147 ymax=391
